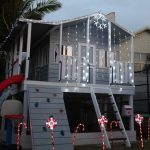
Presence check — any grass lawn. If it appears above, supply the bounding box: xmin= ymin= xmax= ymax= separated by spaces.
xmin=75 ymin=141 xmax=150 ymax=150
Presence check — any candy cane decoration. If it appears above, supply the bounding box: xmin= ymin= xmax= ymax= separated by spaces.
xmin=98 ymin=115 xmax=108 ymax=150
xmin=148 ymin=118 xmax=150 ymax=141
xmin=135 ymin=114 xmax=144 ymax=149
xmin=46 ymin=117 xmax=57 ymax=150
xmin=72 ymin=123 xmax=85 ymax=144
xmin=110 ymin=121 xmax=119 ymax=140
xmin=17 ymin=122 xmax=27 ymax=150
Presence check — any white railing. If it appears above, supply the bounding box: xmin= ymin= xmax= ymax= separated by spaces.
xmin=110 ymin=61 xmax=134 ymax=84
xmin=61 ymin=55 xmax=89 ymax=83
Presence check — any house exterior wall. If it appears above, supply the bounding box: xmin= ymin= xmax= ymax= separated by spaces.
xmin=134 ymin=29 xmax=150 ymax=113
xmin=134 ymin=31 xmax=150 ymax=53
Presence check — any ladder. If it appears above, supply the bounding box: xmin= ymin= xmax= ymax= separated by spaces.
xmin=0 ymin=87 xmax=12 ymax=106
xmin=90 ymin=86 xmax=131 ymax=149
xmin=108 ymin=87 xmax=131 ymax=147
xmin=90 ymin=87 xmax=111 ymax=149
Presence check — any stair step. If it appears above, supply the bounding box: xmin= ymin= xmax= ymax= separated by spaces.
xmin=109 ymin=138 xmax=126 ymax=141
xmin=108 ymin=128 xmax=123 ymax=131
xmin=98 ymin=102 xmax=114 ymax=105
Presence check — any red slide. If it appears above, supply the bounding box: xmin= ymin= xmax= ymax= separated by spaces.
xmin=0 ymin=74 xmax=25 ymax=92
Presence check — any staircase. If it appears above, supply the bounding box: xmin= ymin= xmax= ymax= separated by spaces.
xmin=90 ymin=86 xmax=131 ymax=149
xmin=0 ymin=87 xmax=12 ymax=106
xmin=108 ymin=88 xmax=131 ymax=147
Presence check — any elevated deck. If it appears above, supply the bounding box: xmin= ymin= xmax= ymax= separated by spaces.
xmin=24 ymin=80 xmax=135 ymax=95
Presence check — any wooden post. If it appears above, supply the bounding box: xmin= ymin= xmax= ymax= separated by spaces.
xmin=86 ymin=16 xmax=90 ymax=83
xmin=25 ymin=23 xmax=32 ymax=80
xmin=59 ymin=22 xmax=63 ymax=81
xmin=129 ymin=96 xmax=134 ymax=131
xmin=131 ymin=36 xmax=134 ymax=64
xmin=18 ymin=32 xmax=23 ymax=74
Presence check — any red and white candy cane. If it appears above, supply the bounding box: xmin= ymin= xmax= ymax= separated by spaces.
xmin=98 ymin=115 xmax=108 ymax=150
xmin=46 ymin=117 xmax=57 ymax=150
xmin=135 ymin=114 xmax=144 ymax=149
xmin=17 ymin=122 xmax=27 ymax=150
xmin=110 ymin=120 xmax=119 ymax=140
xmin=148 ymin=118 xmax=150 ymax=141
xmin=72 ymin=123 xmax=85 ymax=144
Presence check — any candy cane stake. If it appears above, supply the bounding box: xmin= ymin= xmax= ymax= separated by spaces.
xmin=98 ymin=115 xmax=108 ymax=150
xmin=72 ymin=123 xmax=85 ymax=144
xmin=148 ymin=118 xmax=150 ymax=141
xmin=17 ymin=122 xmax=27 ymax=150
xmin=46 ymin=117 xmax=57 ymax=150
xmin=110 ymin=121 xmax=119 ymax=140
xmin=135 ymin=114 xmax=144 ymax=149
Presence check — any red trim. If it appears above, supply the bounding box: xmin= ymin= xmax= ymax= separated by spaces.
xmin=0 ymin=74 xmax=24 ymax=92
xmin=4 ymin=114 xmax=24 ymax=120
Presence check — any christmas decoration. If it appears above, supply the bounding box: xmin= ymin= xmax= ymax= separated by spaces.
xmin=72 ymin=123 xmax=85 ymax=144
xmin=110 ymin=120 xmax=119 ymax=140
xmin=17 ymin=122 xmax=27 ymax=150
xmin=148 ymin=118 xmax=150 ymax=141
xmin=46 ymin=116 xmax=57 ymax=150
xmin=135 ymin=114 xmax=144 ymax=149
xmin=98 ymin=115 xmax=108 ymax=150
xmin=93 ymin=13 xmax=107 ymax=30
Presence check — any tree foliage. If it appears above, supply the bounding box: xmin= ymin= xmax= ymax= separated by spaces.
xmin=0 ymin=0 xmax=62 ymax=44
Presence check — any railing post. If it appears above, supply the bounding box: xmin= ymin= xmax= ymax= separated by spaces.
xmin=25 ymin=23 xmax=32 ymax=80
xmin=108 ymin=21 xmax=112 ymax=84
xmin=18 ymin=31 xmax=23 ymax=74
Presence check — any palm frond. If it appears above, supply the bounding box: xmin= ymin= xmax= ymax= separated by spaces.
xmin=24 ymin=0 xmax=62 ymax=19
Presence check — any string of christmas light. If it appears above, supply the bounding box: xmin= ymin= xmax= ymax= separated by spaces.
xmin=98 ymin=115 xmax=108 ymax=150
xmin=72 ymin=123 xmax=85 ymax=144
xmin=17 ymin=122 xmax=27 ymax=150
xmin=135 ymin=114 xmax=144 ymax=149
xmin=110 ymin=120 xmax=119 ymax=140
xmin=46 ymin=117 xmax=57 ymax=150
xmin=148 ymin=118 xmax=150 ymax=141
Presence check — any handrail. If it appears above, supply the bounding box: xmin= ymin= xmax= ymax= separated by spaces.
xmin=59 ymin=60 xmax=62 ymax=81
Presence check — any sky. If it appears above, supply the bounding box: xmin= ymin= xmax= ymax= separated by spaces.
xmin=44 ymin=0 xmax=150 ymax=32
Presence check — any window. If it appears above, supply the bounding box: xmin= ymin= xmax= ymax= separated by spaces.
xmin=61 ymin=45 xmax=73 ymax=56
xmin=134 ymin=53 xmax=140 ymax=62
xmin=134 ymin=52 xmax=149 ymax=71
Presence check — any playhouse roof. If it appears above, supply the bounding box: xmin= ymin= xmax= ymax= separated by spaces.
xmin=0 ymin=12 xmax=133 ymax=50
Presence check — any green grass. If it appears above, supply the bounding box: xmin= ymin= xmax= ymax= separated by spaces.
xmin=75 ymin=141 xmax=150 ymax=150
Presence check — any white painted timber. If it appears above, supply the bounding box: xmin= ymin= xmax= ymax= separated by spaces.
xmin=27 ymin=85 xmax=73 ymax=150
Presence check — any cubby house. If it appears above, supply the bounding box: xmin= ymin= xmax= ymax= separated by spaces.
xmin=0 ymin=12 xmax=135 ymax=150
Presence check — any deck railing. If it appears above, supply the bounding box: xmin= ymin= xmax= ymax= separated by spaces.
xmin=110 ymin=61 xmax=134 ymax=85
xmin=60 ymin=56 xmax=134 ymax=85
xmin=61 ymin=55 xmax=89 ymax=83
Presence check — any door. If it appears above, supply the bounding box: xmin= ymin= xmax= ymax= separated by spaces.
xmin=79 ymin=43 xmax=96 ymax=84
